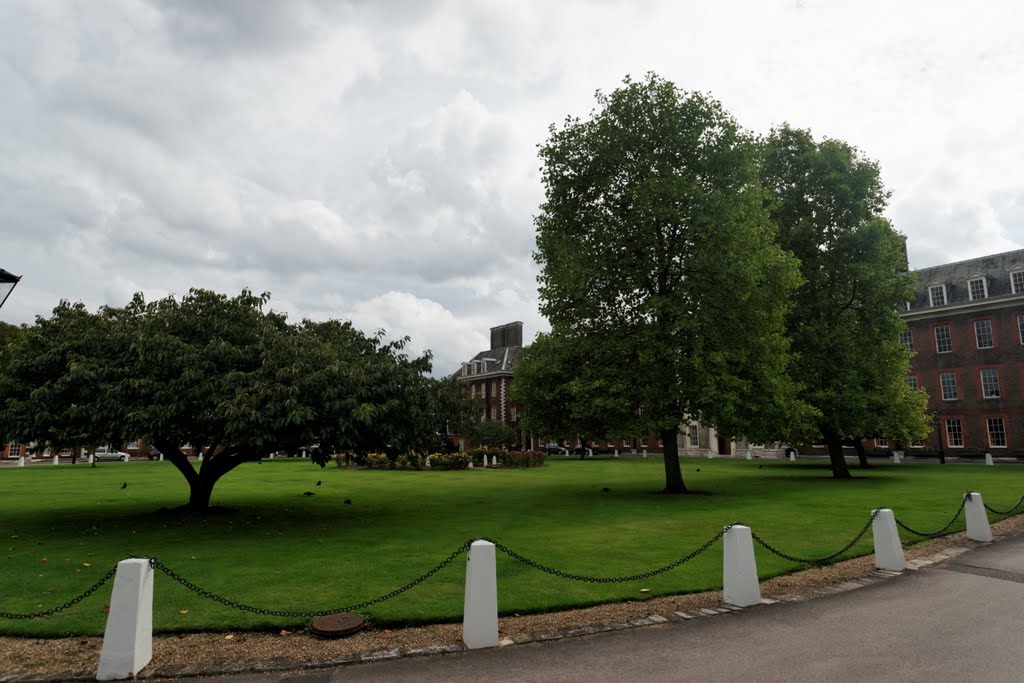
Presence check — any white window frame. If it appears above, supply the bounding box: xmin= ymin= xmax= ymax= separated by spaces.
xmin=8 ymin=440 xmax=21 ymax=457
xmin=898 ymin=329 xmax=913 ymax=351
xmin=1012 ymin=270 xmax=1024 ymax=295
xmin=945 ymin=419 xmax=964 ymax=448
xmin=1018 ymin=315 xmax=1024 ymax=345
xmin=929 ymin=284 xmax=947 ymax=307
xmin=987 ymin=418 xmax=1007 ymax=448
xmin=980 ymin=369 xmax=1001 ymax=398
xmin=968 ymin=277 xmax=988 ymax=301
xmin=688 ymin=425 xmax=699 ymax=447
xmin=935 ymin=325 xmax=952 ymax=353
xmin=974 ymin=319 xmax=994 ymax=349
xmin=875 ymin=438 xmax=888 ymax=448
xmin=906 ymin=375 xmax=919 ymax=389
xmin=940 ymin=371 xmax=958 ymax=401
xmin=509 ymin=406 xmax=517 ymax=422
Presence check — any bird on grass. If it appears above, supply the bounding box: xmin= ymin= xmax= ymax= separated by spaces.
xmin=316 ymin=480 xmax=322 ymax=486
xmin=303 ymin=491 xmax=315 ymax=497
xmin=601 ymin=487 xmax=612 ymax=493
xmin=344 ymin=499 xmax=352 ymax=505
xmin=120 ymin=482 xmax=128 ymax=490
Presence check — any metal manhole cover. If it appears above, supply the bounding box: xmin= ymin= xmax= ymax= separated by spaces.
xmin=310 ymin=612 xmax=365 ymax=638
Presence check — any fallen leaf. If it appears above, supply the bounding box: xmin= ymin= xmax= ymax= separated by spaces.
xmin=279 ymin=629 xmax=292 ymax=637
xmin=224 ymin=634 xmax=234 ymax=640
xmin=190 ymin=556 xmax=197 ymax=560
xmin=179 ymin=609 xmax=189 ymax=614
xmin=639 ymin=588 xmax=651 ymax=593
xmin=83 ymin=562 xmax=92 ymax=567
xmin=384 ymin=629 xmax=393 ymax=634
xmin=41 ymin=557 xmax=48 ymax=563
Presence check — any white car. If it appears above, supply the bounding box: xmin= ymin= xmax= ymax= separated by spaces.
xmin=93 ymin=446 xmax=130 ymax=462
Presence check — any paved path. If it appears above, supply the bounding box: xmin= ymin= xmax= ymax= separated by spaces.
xmin=196 ymin=536 xmax=1024 ymax=682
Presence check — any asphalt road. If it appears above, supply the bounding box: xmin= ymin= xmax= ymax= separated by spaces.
xmin=195 ymin=534 xmax=1024 ymax=683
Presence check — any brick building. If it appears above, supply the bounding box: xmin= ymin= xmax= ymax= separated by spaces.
xmin=453 ymin=322 xmax=524 ymax=448
xmin=901 ymin=249 xmax=1024 ymax=456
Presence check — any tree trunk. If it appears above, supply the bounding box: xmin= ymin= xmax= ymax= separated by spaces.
xmin=661 ymin=428 xmax=687 ymax=493
xmin=853 ymin=440 xmax=869 ymax=468
xmin=188 ymin=476 xmax=214 ymax=512
xmin=824 ymin=429 xmax=852 ymax=479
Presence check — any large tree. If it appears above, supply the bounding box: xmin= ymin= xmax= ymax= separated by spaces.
xmin=0 ymin=289 xmax=442 ymax=511
xmin=527 ymin=73 xmax=805 ymax=493
xmin=760 ymin=125 xmax=930 ymax=477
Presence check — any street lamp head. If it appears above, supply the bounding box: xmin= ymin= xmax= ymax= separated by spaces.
xmin=0 ymin=268 xmax=21 ymax=310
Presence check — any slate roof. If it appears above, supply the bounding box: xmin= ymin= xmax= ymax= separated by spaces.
xmin=451 ymin=345 xmax=520 ymax=379
xmin=909 ymin=248 xmax=1024 ymax=310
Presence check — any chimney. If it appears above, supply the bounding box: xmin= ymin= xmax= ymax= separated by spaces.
xmin=489 ymin=321 xmax=523 ymax=350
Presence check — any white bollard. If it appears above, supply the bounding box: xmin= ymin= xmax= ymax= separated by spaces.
xmin=483 ymin=454 xmax=489 ymax=467
xmin=587 ymin=448 xmax=593 ymax=457
xmin=788 ymin=451 xmax=796 ymax=462
xmin=89 ymin=453 xmax=95 ymax=465
xmin=493 ymin=457 xmax=499 ymax=467
xmin=746 ymin=448 xmax=752 ymax=461
xmin=964 ymin=492 xmax=993 ymax=542
xmin=197 ymin=452 xmax=203 ymax=461
xmin=158 ymin=453 xmax=163 ymax=462
xmin=468 ymin=460 xmax=474 ymax=469
xmin=614 ymin=449 xmax=619 ymax=458
xmin=425 ymin=457 xmax=431 ymax=468
xmin=463 ymin=540 xmax=499 ymax=649
xmin=985 ymin=453 xmax=994 ymax=466
xmin=53 ymin=455 xmax=59 ymax=466
xmin=643 ymin=449 xmax=647 ymax=458
xmin=96 ymin=558 xmax=154 ymax=680
xmin=18 ymin=456 xmax=25 ymax=467
xmin=892 ymin=451 xmax=901 ymax=464
xmin=871 ymin=509 xmax=906 ymax=571
xmin=723 ymin=524 xmax=761 ymax=607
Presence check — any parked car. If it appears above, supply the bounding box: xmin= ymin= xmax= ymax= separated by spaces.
xmin=93 ymin=446 xmax=130 ymax=462
xmin=545 ymin=442 xmax=568 ymax=455
xmin=146 ymin=448 xmax=161 ymax=460
xmin=570 ymin=444 xmax=601 ymax=457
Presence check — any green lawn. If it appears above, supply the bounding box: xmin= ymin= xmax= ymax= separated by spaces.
xmin=2 ymin=457 xmax=1022 ymax=636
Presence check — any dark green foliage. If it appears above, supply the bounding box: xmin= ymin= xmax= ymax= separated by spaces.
xmin=499 ymin=450 xmax=547 ymax=468
xmin=427 ymin=452 xmax=469 ymax=470
xmin=471 ymin=420 xmax=518 ymax=448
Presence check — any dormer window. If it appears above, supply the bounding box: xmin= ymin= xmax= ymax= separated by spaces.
xmin=1012 ymin=271 xmax=1024 ymax=295
xmin=472 ymin=361 xmax=480 ymax=374
xmin=928 ymin=284 xmax=946 ymax=307
xmin=461 ymin=363 xmax=469 ymax=377
xmin=968 ymin=277 xmax=987 ymax=301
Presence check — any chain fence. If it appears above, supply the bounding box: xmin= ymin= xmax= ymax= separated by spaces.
xmin=893 ymin=494 xmax=968 ymax=538
xmin=749 ymin=510 xmax=879 ymax=565
xmin=150 ymin=541 xmax=470 ymax=618
xmin=0 ymin=564 xmax=118 ymax=620
xmin=984 ymin=493 xmax=1024 ymax=516
xmin=482 ymin=527 xmax=730 ymax=583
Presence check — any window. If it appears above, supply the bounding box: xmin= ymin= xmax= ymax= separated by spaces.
xmin=940 ymin=372 xmax=958 ymax=400
xmin=906 ymin=375 xmax=919 ymax=389
xmin=1013 ymin=271 xmax=1024 ymax=294
xmin=929 ymin=285 xmax=946 ymax=307
xmin=509 ymin=406 xmax=517 ymax=422
xmin=622 ymin=437 xmax=632 ymax=448
xmin=935 ymin=325 xmax=952 ymax=353
xmin=980 ymin=369 xmax=1001 ymax=398
xmin=1018 ymin=315 xmax=1024 ymax=345
xmin=945 ymin=419 xmax=964 ymax=447
xmin=8 ymin=440 xmax=21 ymax=457
xmin=974 ymin=320 xmax=994 ymax=349
xmin=898 ymin=329 xmax=914 ymax=351
xmin=875 ymin=438 xmax=888 ymax=448
xmin=657 ymin=440 xmax=664 ymax=448
xmin=640 ymin=437 xmax=649 ymax=448
xmin=461 ymin=364 xmax=468 ymax=377
xmin=987 ymin=418 xmax=1007 ymax=447
xmin=128 ymin=440 xmax=139 ymax=449
xmin=470 ymin=385 xmax=476 ymax=398
xmin=688 ymin=425 xmax=699 ymax=447
xmin=60 ymin=448 xmax=71 ymax=455
xmin=968 ymin=278 xmax=987 ymax=301
xmin=489 ymin=406 xmax=496 ymax=420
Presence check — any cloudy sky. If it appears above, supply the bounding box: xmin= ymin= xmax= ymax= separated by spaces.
xmin=2 ymin=0 xmax=1022 ymax=373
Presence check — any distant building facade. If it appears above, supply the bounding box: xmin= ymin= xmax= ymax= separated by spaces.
xmin=901 ymin=249 xmax=1024 ymax=456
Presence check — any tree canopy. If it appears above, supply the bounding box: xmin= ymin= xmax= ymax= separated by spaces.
xmin=759 ymin=125 xmax=930 ymax=476
xmin=521 ymin=73 xmax=804 ymax=493
xmin=0 ymin=289 xmax=454 ymax=511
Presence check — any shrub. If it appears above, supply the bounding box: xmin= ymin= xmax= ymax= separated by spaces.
xmin=365 ymin=452 xmax=390 ymax=470
xmin=396 ymin=453 xmax=425 ymax=470
xmin=427 ymin=452 xmax=469 ymax=470
xmin=499 ymin=450 xmax=547 ymax=468
xmin=466 ymin=447 xmax=502 ymax=466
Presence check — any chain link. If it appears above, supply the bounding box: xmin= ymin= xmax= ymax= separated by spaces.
xmin=0 ymin=564 xmax=118 ymax=620
xmin=148 ymin=542 xmax=469 ymax=618
xmin=983 ymin=494 xmax=1024 ymax=516
xmin=482 ymin=527 xmax=729 ymax=583
xmin=893 ymin=495 xmax=968 ymax=538
xmin=749 ymin=510 xmax=879 ymax=565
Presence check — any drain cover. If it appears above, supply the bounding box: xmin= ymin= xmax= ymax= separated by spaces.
xmin=310 ymin=612 xmax=365 ymax=638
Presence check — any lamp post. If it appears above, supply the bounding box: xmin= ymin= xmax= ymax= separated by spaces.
xmin=0 ymin=268 xmax=21 ymax=310
xmin=932 ymin=411 xmax=946 ymax=465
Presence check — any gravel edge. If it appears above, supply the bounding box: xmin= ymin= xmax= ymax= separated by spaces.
xmin=3 ymin=513 xmax=1023 ymax=681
